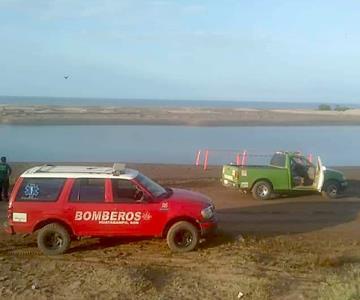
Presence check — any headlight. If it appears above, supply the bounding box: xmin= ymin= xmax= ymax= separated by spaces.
xmin=201 ymin=206 xmax=214 ymax=219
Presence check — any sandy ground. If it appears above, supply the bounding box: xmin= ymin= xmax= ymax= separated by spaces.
xmin=1 ymin=105 xmax=360 ymax=126
xmin=1 ymin=164 xmax=360 ymax=299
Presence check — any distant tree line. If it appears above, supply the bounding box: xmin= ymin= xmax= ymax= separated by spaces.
xmin=318 ymin=104 xmax=350 ymax=111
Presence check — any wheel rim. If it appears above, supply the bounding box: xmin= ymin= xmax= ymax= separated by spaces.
xmin=174 ymin=229 xmax=193 ymax=248
xmin=257 ymin=184 xmax=269 ymax=198
xmin=327 ymin=185 xmax=338 ymax=197
xmin=44 ymin=232 xmax=63 ymax=250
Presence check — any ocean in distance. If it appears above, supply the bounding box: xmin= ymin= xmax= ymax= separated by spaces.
xmin=1 ymin=96 xmax=359 ymax=109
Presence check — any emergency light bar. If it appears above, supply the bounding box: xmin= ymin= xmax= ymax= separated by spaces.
xmin=112 ymin=163 xmax=126 ymax=175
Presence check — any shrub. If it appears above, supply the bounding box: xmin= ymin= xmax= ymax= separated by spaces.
xmin=318 ymin=104 xmax=332 ymax=111
xmin=318 ymin=266 xmax=360 ymax=300
xmin=334 ymin=105 xmax=350 ymax=112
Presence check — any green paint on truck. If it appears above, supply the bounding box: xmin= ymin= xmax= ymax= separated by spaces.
xmin=221 ymin=152 xmax=347 ymax=200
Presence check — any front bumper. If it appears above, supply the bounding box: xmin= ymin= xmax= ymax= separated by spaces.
xmin=199 ymin=217 xmax=218 ymax=237
xmin=340 ymin=180 xmax=348 ymax=192
xmin=3 ymin=220 xmax=14 ymax=235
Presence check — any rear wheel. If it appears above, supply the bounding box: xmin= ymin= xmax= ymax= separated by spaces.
xmin=252 ymin=181 xmax=272 ymax=200
xmin=166 ymin=221 xmax=199 ymax=252
xmin=37 ymin=223 xmax=71 ymax=255
xmin=322 ymin=180 xmax=340 ymax=199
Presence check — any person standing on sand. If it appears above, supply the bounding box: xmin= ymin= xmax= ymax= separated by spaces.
xmin=0 ymin=156 xmax=12 ymax=201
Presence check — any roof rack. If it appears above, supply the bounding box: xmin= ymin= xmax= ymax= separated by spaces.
xmin=21 ymin=163 xmax=138 ymax=179
xmin=34 ymin=165 xmax=114 ymax=174
xmin=37 ymin=164 xmax=56 ymax=173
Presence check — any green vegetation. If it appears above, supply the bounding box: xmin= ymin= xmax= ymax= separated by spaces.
xmin=318 ymin=104 xmax=351 ymax=111
xmin=334 ymin=105 xmax=350 ymax=112
xmin=318 ymin=104 xmax=332 ymax=111
xmin=319 ymin=266 xmax=360 ymax=300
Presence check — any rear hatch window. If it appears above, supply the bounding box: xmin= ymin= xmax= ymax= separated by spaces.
xmin=16 ymin=178 xmax=65 ymax=202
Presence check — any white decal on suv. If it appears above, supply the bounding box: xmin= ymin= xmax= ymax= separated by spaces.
xmin=74 ymin=211 xmax=149 ymax=225
xmin=13 ymin=212 xmax=27 ymax=223
xmin=24 ymin=184 xmax=40 ymax=199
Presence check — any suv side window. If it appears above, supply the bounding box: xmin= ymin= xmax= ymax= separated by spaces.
xmin=16 ymin=178 xmax=65 ymax=202
xmin=112 ymin=179 xmax=139 ymax=203
xmin=70 ymin=178 xmax=105 ymax=202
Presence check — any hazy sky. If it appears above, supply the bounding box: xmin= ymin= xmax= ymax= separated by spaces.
xmin=1 ymin=0 xmax=360 ymax=102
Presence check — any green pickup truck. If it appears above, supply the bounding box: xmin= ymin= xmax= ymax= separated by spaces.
xmin=221 ymin=152 xmax=347 ymax=200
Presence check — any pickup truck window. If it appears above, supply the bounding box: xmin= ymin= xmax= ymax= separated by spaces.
xmin=270 ymin=153 xmax=286 ymax=168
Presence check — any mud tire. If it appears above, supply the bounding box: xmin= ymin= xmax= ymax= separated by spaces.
xmin=322 ymin=180 xmax=340 ymax=199
xmin=166 ymin=221 xmax=199 ymax=252
xmin=37 ymin=223 xmax=71 ymax=255
xmin=252 ymin=181 xmax=272 ymax=200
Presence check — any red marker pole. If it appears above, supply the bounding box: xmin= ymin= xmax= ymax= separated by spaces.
xmin=236 ymin=153 xmax=240 ymax=165
xmin=195 ymin=150 xmax=201 ymax=166
xmin=203 ymin=150 xmax=209 ymax=171
xmin=241 ymin=150 xmax=247 ymax=166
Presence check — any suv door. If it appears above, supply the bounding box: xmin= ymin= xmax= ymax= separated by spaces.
xmin=65 ymin=178 xmax=109 ymax=236
xmin=104 ymin=178 xmax=168 ymax=237
xmin=313 ymin=157 xmax=325 ymax=192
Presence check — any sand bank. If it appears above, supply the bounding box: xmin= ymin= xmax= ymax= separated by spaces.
xmin=1 ymin=105 xmax=360 ymax=126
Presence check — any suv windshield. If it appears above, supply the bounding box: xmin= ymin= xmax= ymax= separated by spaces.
xmin=136 ymin=173 xmax=167 ymax=198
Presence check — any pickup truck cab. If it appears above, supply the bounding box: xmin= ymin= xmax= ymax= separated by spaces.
xmin=5 ymin=164 xmax=217 ymax=255
xmin=221 ymin=152 xmax=347 ymax=200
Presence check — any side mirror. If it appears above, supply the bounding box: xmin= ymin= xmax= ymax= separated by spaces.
xmin=134 ymin=190 xmax=152 ymax=203
xmin=134 ymin=189 xmax=144 ymax=201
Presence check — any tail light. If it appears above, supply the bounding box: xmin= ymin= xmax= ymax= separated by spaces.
xmin=7 ymin=206 xmax=13 ymax=222
xmin=7 ymin=194 xmax=14 ymax=222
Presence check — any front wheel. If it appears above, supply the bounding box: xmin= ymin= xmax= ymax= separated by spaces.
xmin=37 ymin=223 xmax=71 ymax=255
xmin=322 ymin=181 xmax=340 ymax=199
xmin=166 ymin=221 xmax=199 ymax=252
xmin=252 ymin=181 xmax=272 ymax=200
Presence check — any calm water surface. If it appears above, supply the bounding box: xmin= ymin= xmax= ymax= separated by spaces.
xmin=0 ymin=125 xmax=359 ymax=166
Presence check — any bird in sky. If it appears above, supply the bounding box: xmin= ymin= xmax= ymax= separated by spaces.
xmin=64 ymin=75 xmax=70 ymax=79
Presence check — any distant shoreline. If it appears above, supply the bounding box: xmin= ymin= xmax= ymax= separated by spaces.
xmin=1 ymin=105 xmax=360 ymax=126
xmin=1 ymin=96 xmax=359 ymax=110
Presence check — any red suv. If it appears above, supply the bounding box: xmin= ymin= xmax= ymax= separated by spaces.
xmin=4 ymin=164 xmax=217 ymax=255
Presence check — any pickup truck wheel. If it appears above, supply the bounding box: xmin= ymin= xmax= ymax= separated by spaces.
xmin=37 ymin=223 xmax=71 ymax=255
xmin=252 ymin=181 xmax=272 ymax=200
xmin=166 ymin=221 xmax=199 ymax=252
xmin=322 ymin=181 xmax=340 ymax=199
